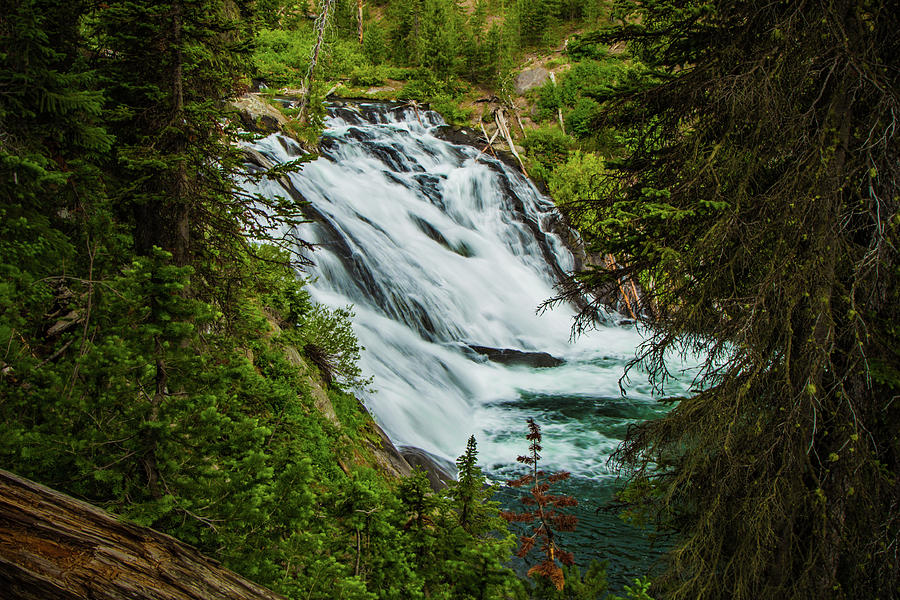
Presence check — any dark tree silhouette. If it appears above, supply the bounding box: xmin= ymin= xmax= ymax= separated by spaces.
xmin=552 ymin=1 xmax=900 ymax=598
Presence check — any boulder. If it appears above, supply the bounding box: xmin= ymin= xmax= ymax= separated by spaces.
xmin=229 ymin=93 xmax=291 ymax=134
xmin=515 ymin=67 xmax=550 ymax=95
xmin=398 ymin=446 xmax=457 ymax=491
xmin=465 ymin=345 xmax=565 ymax=368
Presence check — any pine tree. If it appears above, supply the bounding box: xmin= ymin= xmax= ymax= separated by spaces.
xmin=0 ymin=0 xmax=114 ymax=433
xmin=555 ymin=1 xmax=900 ymax=597
xmin=517 ymin=0 xmax=560 ymax=46
xmin=451 ymin=435 xmax=492 ymax=533
xmin=447 ymin=436 xmax=522 ymax=600
xmin=94 ymin=0 xmax=302 ymax=281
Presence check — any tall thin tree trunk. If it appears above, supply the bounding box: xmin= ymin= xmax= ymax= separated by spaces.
xmin=357 ymin=0 xmax=363 ymax=44
xmin=172 ymin=2 xmax=190 ymax=266
xmin=549 ymin=72 xmax=565 ymax=134
xmin=298 ymin=0 xmax=336 ymax=120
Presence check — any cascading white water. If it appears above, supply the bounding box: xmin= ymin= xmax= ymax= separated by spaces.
xmin=245 ymin=102 xmax=694 ymax=479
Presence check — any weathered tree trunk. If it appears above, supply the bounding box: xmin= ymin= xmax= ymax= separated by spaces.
xmin=495 ymin=109 xmax=527 ymax=176
xmin=0 ymin=469 xmax=285 ymax=600
xmin=298 ymin=0 xmax=336 ymax=120
xmin=548 ymin=72 xmax=565 ymax=134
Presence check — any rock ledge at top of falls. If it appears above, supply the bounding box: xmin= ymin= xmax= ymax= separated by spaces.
xmin=432 ymin=125 xmax=532 ymax=178
xmin=230 ymin=93 xmax=291 ymax=134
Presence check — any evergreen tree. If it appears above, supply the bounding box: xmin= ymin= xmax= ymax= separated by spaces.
xmin=388 ymin=0 xmax=464 ymax=77
xmin=555 ymin=1 xmax=900 ymax=597
xmin=0 ymin=0 xmax=113 ymax=365
xmin=450 ymin=435 xmax=495 ymax=534
xmin=517 ymin=0 xmax=560 ymax=46
xmin=447 ymin=436 xmax=522 ymax=600
xmin=93 ymin=0 xmax=302 ymax=280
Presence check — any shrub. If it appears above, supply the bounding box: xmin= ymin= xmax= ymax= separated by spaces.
xmin=523 ymin=126 xmax=575 ymax=168
xmin=565 ymin=96 xmax=601 ymax=139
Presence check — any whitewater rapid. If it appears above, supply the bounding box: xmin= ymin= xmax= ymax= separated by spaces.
xmin=244 ymin=102 xmax=693 ymax=479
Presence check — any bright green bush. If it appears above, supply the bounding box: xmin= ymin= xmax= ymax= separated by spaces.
xmin=565 ymin=96 xmax=602 ymax=139
xmin=548 ymin=150 xmax=606 ymax=228
xmin=253 ymin=28 xmax=315 ymax=86
xmin=254 ymin=27 xmax=373 ymax=87
xmin=522 ymin=125 xmax=576 ymax=184
xmin=430 ymin=95 xmax=474 ymax=127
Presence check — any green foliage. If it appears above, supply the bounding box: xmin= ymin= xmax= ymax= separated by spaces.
xmin=608 ymin=577 xmax=654 ymax=600
xmin=516 ymin=0 xmax=559 ymax=46
xmin=253 ymin=28 xmax=317 ymax=85
xmin=350 ymin=66 xmax=387 ymax=87
xmin=396 ymin=443 xmax=521 ymax=600
xmin=430 ymin=95 xmax=474 ymax=127
xmin=548 ymin=151 xmax=606 ymax=229
xmin=254 ymin=25 xmax=373 ymax=87
xmin=532 ymin=560 xmax=610 ymax=600
xmin=256 ymin=0 xmax=311 ymax=29
xmin=362 ymin=21 xmax=391 ymax=65
xmin=536 ymin=59 xmax=631 ymax=121
xmin=563 ymin=97 xmax=600 ymax=139
xmin=522 ymin=126 xmax=576 ymax=184
xmin=295 ymin=303 xmax=372 ymax=391
xmin=0 ymin=2 xmax=533 ymax=599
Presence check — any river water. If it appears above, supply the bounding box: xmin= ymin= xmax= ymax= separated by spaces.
xmin=245 ymin=103 xmax=696 ymax=588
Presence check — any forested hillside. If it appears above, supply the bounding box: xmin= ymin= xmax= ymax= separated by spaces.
xmin=0 ymin=1 xmax=520 ymax=598
xmin=2 ymin=0 xmax=898 ymax=599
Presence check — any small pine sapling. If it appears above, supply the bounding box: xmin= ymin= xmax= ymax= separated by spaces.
xmin=501 ymin=418 xmax=578 ymax=591
xmin=451 ymin=435 xmax=496 ymax=534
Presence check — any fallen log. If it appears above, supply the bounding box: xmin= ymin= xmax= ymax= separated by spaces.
xmin=0 ymin=469 xmax=285 ymax=600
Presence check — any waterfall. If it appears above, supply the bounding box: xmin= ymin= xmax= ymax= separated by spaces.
xmin=244 ymin=102 xmax=693 ymax=479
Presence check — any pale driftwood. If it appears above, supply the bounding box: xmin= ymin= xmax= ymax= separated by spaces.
xmin=475 ymin=122 xmax=500 ymax=161
xmin=549 ymin=73 xmax=566 ymax=134
xmin=407 ymin=100 xmax=422 ymax=125
xmin=0 ymin=469 xmax=285 ymax=600
xmin=495 ymin=110 xmax=528 ymax=176
xmin=506 ymin=97 xmax=528 ymax=139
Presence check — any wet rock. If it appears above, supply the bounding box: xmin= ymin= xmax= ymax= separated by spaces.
xmin=411 ymin=215 xmax=450 ymax=247
xmin=399 ymin=446 xmax=457 ymax=491
xmin=465 ymin=345 xmax=565 ymax=368
xmin=230 ymin=93 xmax=291 ymax=134
xmin=433 ymin=125 xmax=481 ymax=146
xmin=367 ymin=418 xmax=415 ymax=480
